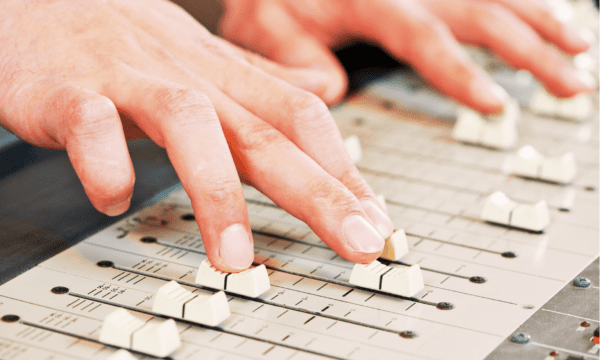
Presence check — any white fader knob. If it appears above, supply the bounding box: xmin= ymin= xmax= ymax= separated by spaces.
xmin=453 ymin=108 xmax=484 ymax=144
xmin=481 ymin=191 xmax=550 ymax=232
xmin=131 ymin=318 xmax=181 ymax=358
xmin=349 ymin=260 xmax=424 ymax=297
xmin=100 ymin=309 xmax=181 ymax=357
xmin=512 ymin=145 xmax=544 ymax=178
xmin=152 ymin=281 xmax=230 ymax=326
xmin=99 ymin=308 xmax=145 ymax=349
xmin=380 ymin=230 xmax=409 ymax=261
xmin=344 ymin=135 xmax=363 ymax=164
xmin=453 ymin=97 xmax=519 ymax=150
xmin=529 ymin=87 xmax=592 ymax=122
xmin=540 ymin=152 xmax=577 ymax=184
xmin=512 ymin=145 xmax=577 ymax=184
xmin=381 ymin=265 xmax=424 ymax=297
xmin=107 ymin=349 xmax=137 ymax=360
xmin=195 ymin=260 xmax=271 ymax=297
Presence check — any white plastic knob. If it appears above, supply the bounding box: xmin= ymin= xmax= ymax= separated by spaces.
xmin=512 ymin=145 xmax=544 ymax=178
xmin=540 ymin=152 xmax=577 ymax=184
xmin=349 ymin=261 xmax=388 ymax=289
xmin=344 ymin=135 xmax=363 ymax=164
xmin=529 ymin=87 xmax=592 ymax=122
xmin=107 ymin=349 xmax=137 ymax=360
xmin=481 ymin=191 xmax=550 ymax=232
xmin=195 ymin=259 xmax=270 ymax=297
xmin=480 ymin=117 xmax=518 ymax=150
xmin=99 ymin=309 xmax=145 ymax=348
xmin=511 ymin=201 xmax=550 ymax=232
xmin=131 ymin=319 xmax=181 ymax=358
xmin=349 ymin=260 xmax=424 ymax=297
xmin=152 ymin=281 xmax=230 ymax=326
xmin=481 ymin=191 xmax=518 ymax=225
xmin=453 ymin=99 xmax=519 ymax=150
xmin=185 ymin=291 xmax=230 ymax=326
xmin=512 ymin=145 xmax=577 ymax=184
xmin=452 ymin=109 xmax=484 ymax=144
xmin=380 ymin=230 xmax=409 ymax=261
xmin=100 ymin=309 xmax=181 ymax=358
xmin=381 ymin=264 xmax=424 ymax=297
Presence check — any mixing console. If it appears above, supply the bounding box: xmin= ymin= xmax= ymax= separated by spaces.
xmin=0 ymin=2 xmax=598 ymax=358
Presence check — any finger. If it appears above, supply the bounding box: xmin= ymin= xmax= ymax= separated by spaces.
xmin=359 ymin=1 xmax=507 ymax=114
xmin=106 ymin=74 xmax=253 ymax=272
xmin=448 ymin=2 xmax=594 ymax=97
xmin=40 ymin=86 xmax=135 ymax=216
xmin=220 ymin=2 xmax=347 ymax=104
xmin=482 ymin=0 xmax=590 ymax=54
xmin=207 ymin=55 xmax=393 ymax=238
xmin=208 ymin=37 xmax=330 ymax=99
xmin=203 ymin=84 xmax=385 ymax=263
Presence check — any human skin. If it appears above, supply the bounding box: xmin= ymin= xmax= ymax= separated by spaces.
xmin=220 ymin=0 xmax=594 ymax=113
xmin=0 ymin=0 xmax=394 ymax=272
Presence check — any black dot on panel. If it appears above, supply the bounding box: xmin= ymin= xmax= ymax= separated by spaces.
xmin=501 ymin=251 xmax=517 ymax=258
xmin=399 ymin=330 xmax=418 ymax=339
xmin=96 ymin=260 xmax=114 ymax=268
xmin=1 ymin=314 xmax=20 ymax=323
xmin=436 ymin=302 xmax=454 ymax=310
xmin=51 ymin=286 xmax=69 ymax=295
xmin=140 ymin=236 xmax=157 ymax=243
xmin=181 ymin=214 xmax=195 ymax=221
xmin=469 ymin=276 xmax=487 ymax=284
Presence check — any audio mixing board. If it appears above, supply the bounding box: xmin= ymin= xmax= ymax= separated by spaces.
xmin=1 ymin=2 xmax=599 ymax=359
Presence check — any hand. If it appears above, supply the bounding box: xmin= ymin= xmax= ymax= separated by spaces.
xmin=220 ymin=0 xmax=594 ymax=113
xmin=0 ymin=0 xmax=392 ymax=271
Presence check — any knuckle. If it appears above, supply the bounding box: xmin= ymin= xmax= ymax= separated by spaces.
xmin=64 ymin=96 xmax=118 ymax=139
xmin=236 ymin=120 xmax=287 ymax=154
xmin=307 ymin=176 xmax=358 ymax=212
xmin=156 ymin=87 xmax=218 ymax=130
xmin=203 ymin=176 xmax=243 ymax=205
xmin=286 ymin=92 xmax=332 ymax=130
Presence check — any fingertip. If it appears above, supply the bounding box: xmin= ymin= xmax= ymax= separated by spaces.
xmin=468 ymin=78 xmax=508 ymax=114
xmin=561 ymin=25 xmax=592 ymax=54
xmin=342 ymin=214 xmax=385 ymax=255
xmin=104 ymin=195 xmax=133 ymax=217
xmin=215 ymin=223 xmax=254 ymax=272
xmin=359 ymin=199 xmax=393 ymax=239
xmin=322 ymin=70 xmax=349 ymax=105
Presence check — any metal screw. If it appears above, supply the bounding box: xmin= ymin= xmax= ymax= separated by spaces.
xmin=573 ymin=277 xmax=591 ymax=288
xmin=399 ymin=330 xmax=418 ymax=339
xmin=511 ymin=332 xmax=530 ymax=344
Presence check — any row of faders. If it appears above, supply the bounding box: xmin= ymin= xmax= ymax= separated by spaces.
xmin=98 ymin=261 xmax=271 ymax=358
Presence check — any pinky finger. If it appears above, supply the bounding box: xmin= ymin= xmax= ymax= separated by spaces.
xmin=48 ymin=87 xmax=135 ymax=216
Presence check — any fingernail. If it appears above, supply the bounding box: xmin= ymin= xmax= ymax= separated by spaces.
xmin=105 ymin=196 xmax=132 ymax=216
xmin=360 ymin=199 xmax=393 ymax=238
xmin=219 ymin=224 xmax=254 ymax=270
xmin=342 ymin=215 xmax=384 ymax=253
xmin=562 ymin=68 xmax=595 ymax=91
xmin=470 ymin=77 xmax=508 ymax=108
xmin=563 ymin=25 xmax=590 ymax=49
